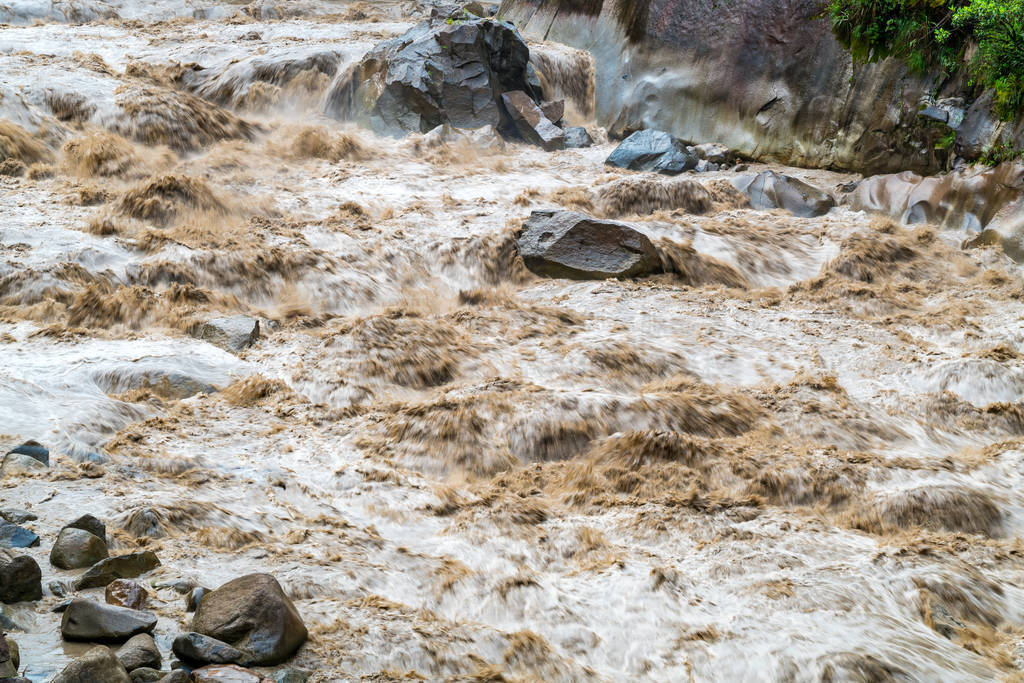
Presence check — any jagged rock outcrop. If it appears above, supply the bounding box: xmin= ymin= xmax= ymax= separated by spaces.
xmin=499 ymin=0 xmax=1024 ymax=174
xmin=326 ymin=8 xmax=542 ymax=138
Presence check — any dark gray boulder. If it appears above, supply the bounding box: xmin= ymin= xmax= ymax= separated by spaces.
xmin=117 ymin=633 xmax=161 ymax=671
xmin=517 ymin=210 xmax=661 ymax=280
xmin=326 ymin=10 xmax=539 ymax=137
xmin=7 ymin=441 xmax=48 ymax=465
xmin=0 ymin=510 xmax=37 ymax=524
xmin=191 ymin=316 xmax=261 ymax=352
xmin=61 ymin=599 xmax=158 ymax=642
xmin=606 ymin=130 xmax=698 ymax=175
xmin=501 ymin=90 xmax=565 ymax=151
xmin=172 ymin=631 xmax=251 ymax=666
xmin=64 ymin=514 xmax=107 ymax=543
xmin=564 ymin=126 xmax=594 ymax=148
xmin=732 ymin=171 xmax=836 ymax=217
xmin=52 ymin=645 xmax=132 ymax=683
xmin=0 ymin=551 xmax=41 ymax=603
xmin=192 ymin=573 xmax=307 ymax=665
xmin=74 ymin=551 xmax=161 ymax=590
xmin=50 ymin=528 xmax=108 ymax=569
xmin=0 ymin=522 xmax=39 ymax=549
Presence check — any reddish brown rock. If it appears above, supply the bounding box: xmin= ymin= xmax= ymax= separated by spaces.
xmin=106 ymin=579 xmax=148 ymax=610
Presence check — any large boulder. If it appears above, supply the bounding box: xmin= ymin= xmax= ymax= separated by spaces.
xmin=61 ymin=599 xmax=158 ymax=641
xmin=52 ymin=645 xmax=132 ymax=683
xmin=605 ymin=130 xmax=698 ymax=175
xmin=517 ymin=210 xmax=662 ymax=280
xmin=0 ymin=551 xmax=41 ymax=603
xmin=0 ymin=522 xmax=39 ymax=549
xmin=117 ymin=633 xmax=161 ymax=671
xmin=50 ymin=528 xmax=109 ymax=569
xmin=326 ymin=9 xmax=540 ymax=137
xmin=732 ymin=171 xmax=836 ymax=217
xmin=501 ymin=90 xmax=565 ymax=151
xmin=172 ymin=632 xmax=250 ymax=666
xmin=564 ymin=126 xmax=594 ymax=149
xmin=74 ymin=551 xmax=160 ymax=589
xmin=192 ymin=574 xmax=307 ymax=665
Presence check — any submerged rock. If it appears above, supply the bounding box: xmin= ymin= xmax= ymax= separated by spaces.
xmin=61 ymin=599 xmax=158 ymax=641
xmin=0 ymin=453 xmax=47 ymax=476
xmin=118 ymin=633 xmax=161 ymax=671
xmin=6 ymin=440 xmax=48 ymax=465
xmin=172 ymin=631 xmax=251 ymax=666
xmin=0 ymin=522 xmax=39 ymax=549
xmin=326 ymin=10 xmax=539 ymax=137
xmin=123 ymin=507 xmax=167 ymax=539
xmin=191 ymin=316 xmax=261 ymax=353
xmin=74 ymin=551 xmax=161 ymax=590
xmin=52 ymin=645 xmax=132 ymax=683
xmin=50 ymin=528 xmax=108 ymax=569
xmin=192 ymin=573 xmax=308 ymax=665
xmin=501 ymin=90 xmax=565 ymax=151
xmin=106 ymin=579 xmax=149 ymax=610
xmin=732 ymin=170 xmax=835 ymax=217
xmin=517 ymin=210 xmax=661 ymax=280
xmin=606 ymin=129 xmax=698 ymax=175
xmin=0 ymin=551 xmax=42 ymax=603
xmin=191 ymin=664 xmax=265 ymax=683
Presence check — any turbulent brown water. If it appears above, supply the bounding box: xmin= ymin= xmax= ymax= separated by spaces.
xmin=2 ymin=1 xmax=1024 ymax=681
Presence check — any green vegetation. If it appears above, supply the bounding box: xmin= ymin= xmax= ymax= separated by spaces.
xmin=826 ymin=0 xmax=1024 ymax=118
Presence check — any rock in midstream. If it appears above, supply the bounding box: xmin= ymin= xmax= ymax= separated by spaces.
xmin=605 ymin=129 xmax=698 ymax=174
xmin=732 ymin=170 xmax=836 ymax=217
xmin=0 ymin=551 xmax=41 ymax=603
xmin=117 ymin=633 xmax=161 ymax=671
xmin=50 ymin=527 xmax=108 ymax=569
xmin=0 ymin=453 xmax=47 ymax=476
xmin=325 ymin=9 xmax=540 ymax=137
xmin=192 ymin=574 xmax=307 ymax=665
xmin=501 ymin=90 xmax=565 ymax=151
xmin=60 ymin=599 xmax=157 ymax=641
xmin=190 ymin=316 xmax=261 ymax=353
xmin=517 ymin=210 xmax=662 ymax=280
xmin=6 ymin=440 xmax=48 ymax=465
xmin=63 ymin=513 xmax=107 ymax=543
xmin=74 ymin=551 xmax=161 ymax=590
xmin=172 ymin=631 xmax=251 ymax=666
xmin=106 ymin=578 xmax=149 ymax=610
xmin=0 ymin=522 xmax=39 ymax=549
xmin=186 ymin=586 xmax=210 ymax=612
xmin=564 ymin=126 xmax=594 ymax=148
xmin=51 ymin=645 xmax=131 ymax=683
xmin=0 ymin=635 xmax=16 ymax=678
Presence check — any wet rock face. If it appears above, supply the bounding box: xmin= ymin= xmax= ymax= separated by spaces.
xmin=517 ymin=210 xmax=662 ymax=280
xmin=605 ymin=130 xmax=697 ymax=175
xmin=106 ymin=579 xmax=149 ymax=610
xmin=326 ymin=10 xmax=538 ymax=137
xmin=845 ymin=162 xmax=1024 ymax=236
xmin=74 ymin=551 xmax=161 ymax=590
xmin=60 ymin=599 xmax=158 ymax=641
xmin=191 ymin=573 xmax=308 ymax=665
xmin=501 ymin=90 xmax=565 ymax=150
xmin=51 ymin=645 xmax=131 ymax=683
xmin=0 ymin=551 xmax=42 ymax=603
xmin=191 ymin=316 xmax=261 ymax=353
xmin=6 ymin=440 xmax=48 ymax=465
xmin=172 ymin=631 xmax=251 ymax=666
xmin=502 ymin=0 xmax=968 ymax=174
xmin=191 ymin=664 xmax=266 ymax=683
xmin=117 ymin=633 xmax=161 ymax=671
xmin=0 ymin=522 xmax=39 ymax=549
xmin=50 ymin=528 xmax=109 ymax=569
xmin=732 ymin=171 xmax=836 ymax=218
xmin=564 ymin=126 xmax=594 ymax=148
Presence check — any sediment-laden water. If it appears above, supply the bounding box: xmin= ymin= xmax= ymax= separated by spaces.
xmin=2 ymin=1 xmax=1023 ymax=680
